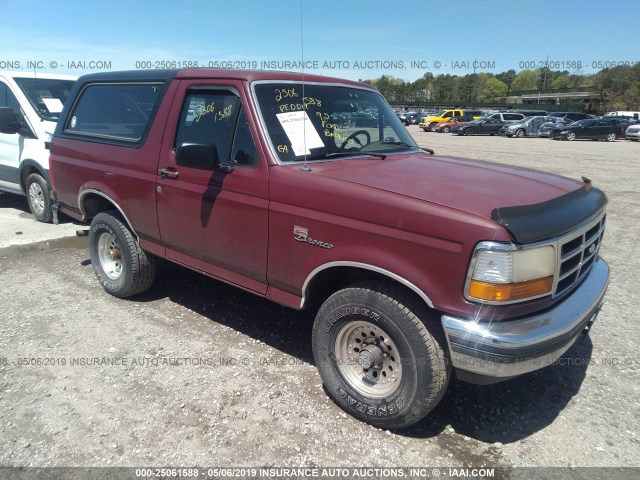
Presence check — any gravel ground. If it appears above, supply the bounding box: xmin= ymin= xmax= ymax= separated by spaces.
xmin=0 ymin=130 xmax=639 ymax=472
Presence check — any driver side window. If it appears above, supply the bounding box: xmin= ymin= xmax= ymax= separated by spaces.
xmin=175 ymin=89 xmax=243 ymax=169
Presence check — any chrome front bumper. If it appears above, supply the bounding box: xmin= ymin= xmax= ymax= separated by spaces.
xmin=441 ymin=258 xmax=609 ymax=382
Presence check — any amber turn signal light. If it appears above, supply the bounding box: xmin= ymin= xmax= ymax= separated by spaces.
xmin=468 ymin=276 xmax=554 ymax=302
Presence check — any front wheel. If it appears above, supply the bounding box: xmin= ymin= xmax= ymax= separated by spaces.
xmin=566 ymin=132 xmax=576 ymax=141
xmin=515 ymin=129 xmax=525 ymax=138
xmin=442 ymin=126 xmax=450 ymax=133
xmin=25 ymin=173 xmax=52 ymax=223
xmin=464 ymin=127 xmax=475 ymax=136
xmin=429 ymin=123 xmax=438 ymax=132
xmin=89 ymin=211 xmax=156 ymax=298
xmin=312 ymin=282 xmax=450 ymax=429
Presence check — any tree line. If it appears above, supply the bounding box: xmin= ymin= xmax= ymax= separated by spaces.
xmin=363 ymin=64 xmax=640 ymax=111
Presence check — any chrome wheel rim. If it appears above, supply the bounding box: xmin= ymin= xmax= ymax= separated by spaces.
xmin=28 ymin=182 xmax=45 ymax=215
xmin=97 ymin=232 xmax=122 ymax=279
xmin=567 ymin=132 xmax=575 ymax=140
xmin=334 ymin=321 xmax=402 ymax=398
xmin=607 ymin=133 xmax=615 ymax=142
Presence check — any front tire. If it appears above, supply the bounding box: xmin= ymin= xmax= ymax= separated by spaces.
xmin=312 ymin=282 xmax=450 ymax=429
xmin=442 ymin=126 xmax=450 ymax=133
xmin=464 ymin=127 xmax=475 ymax=136
xmin=25 ymin=173 xmax=52 ymax=223
xmin=515 ymin=129 xmax=525 ymax=138
xmin=566 ymin=132 xmax=576 ymax=141
xmin=89 ymin=211 xmax=156 ymax=298
xmin=429 ymin=123 xmax=438 ymax=132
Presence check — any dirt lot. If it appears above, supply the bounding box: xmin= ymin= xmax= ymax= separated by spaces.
xmin=1 ymin=130 xmax=639 ymax=471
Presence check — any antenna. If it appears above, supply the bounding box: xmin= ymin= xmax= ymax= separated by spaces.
xmin=299 ymin=0 xmax=311 ymax=172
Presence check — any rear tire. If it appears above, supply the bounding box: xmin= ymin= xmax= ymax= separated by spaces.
xmin=25 ymin=173 xmax=52 ymax=223
xmin=606 ymin=132 xmax=616 ymax=142
xmin=89 ymin=211 xmax=156 ymax=298
xmin=312 ymin=282 xmax=450 ymax=429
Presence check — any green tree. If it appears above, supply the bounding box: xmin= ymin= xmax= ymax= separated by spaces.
xmin=479 ymin=77 xmax=508 ymax=101
xmin=511 ymin=70 xmax=538 ymax=91
xmin=551 ymin=74 xmax=574 ymax=89
xmin=496 ymin=69 xmax=517 ymax=91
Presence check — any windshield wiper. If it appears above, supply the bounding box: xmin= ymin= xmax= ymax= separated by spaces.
xmin=296 ymin=151 xmax=387 ymax=161
xmin=381 ymin=141 xmax=434 ymax=155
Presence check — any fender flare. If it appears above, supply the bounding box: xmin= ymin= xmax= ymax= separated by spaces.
xmin=300 ymin=261 xmax=435 ymax=310
xmin=78 ymin=188 xmax=140 ymax=241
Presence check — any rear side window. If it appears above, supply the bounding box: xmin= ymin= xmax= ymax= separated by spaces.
xmin=64 ymin=83 xmax=163 ymax=142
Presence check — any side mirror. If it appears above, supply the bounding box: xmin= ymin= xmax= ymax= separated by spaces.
xmin=0 ymin=107 xmax=19 ymax=134
xmin=175 ymin=142 xmax=234 ymax=173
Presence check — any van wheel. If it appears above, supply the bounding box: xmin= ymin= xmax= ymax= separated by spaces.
xmin=606 ymin=132 xmax=616 ymax=142
xmin=515 ymin=129 xmax=525 ymax=138
xmin=89 ymin=211 xmax=156 ymax=298
xmin=25 ymin=173 xmax=52 ymax=223
xmin=312 ymin=282 xmax=450 ymax=429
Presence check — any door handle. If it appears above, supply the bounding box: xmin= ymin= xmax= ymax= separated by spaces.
xmin=159 ymin=168 xmax=179 ymax=179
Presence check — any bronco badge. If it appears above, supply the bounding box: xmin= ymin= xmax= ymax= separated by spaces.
xmin=293 ymin=225 xmax=334 ymax=249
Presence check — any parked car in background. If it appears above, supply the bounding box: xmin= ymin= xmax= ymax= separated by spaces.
xmin=547 ymin=111 xmax=593 ymax=123
xmin=451 ymin=114 xmax=517 ymax=136
xmin=553 ymin=119 xmax=618 ymax=141
xmin=512 ymin=110 xmax=548 ymax=117
xmin=499 ymin=115 xmax=548 ymax=137
xmin=420 ymin=109 xmax=483 ymax=131
xmin=486 ymin=112 xmax=526 ymax=123
xmin=625 ymin=123 xmax=640 ymax=141
xmin=435 ymin=115 xmax=474 ymax=133
xmin=539 ymin=117 xmax=573 ymax=138
xmin=400 ymin=111 xmax=423 ymax=126
xmin=0 ymin=71 xmax=77 ymax=221
xmin=601 ymin=116 xmax=639 ymax=138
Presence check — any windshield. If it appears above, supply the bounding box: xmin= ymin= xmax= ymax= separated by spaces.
xmin=14 ymin=77 xmax=75 ymax=121
xmin=254 ymin=83 xmax=418 ymax=162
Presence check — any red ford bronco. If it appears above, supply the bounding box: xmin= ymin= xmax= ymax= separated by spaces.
xmin=50 ymin=69 xmax=609 ymax=428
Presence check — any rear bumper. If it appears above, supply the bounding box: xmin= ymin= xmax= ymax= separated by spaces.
xmin=441 ymin=257 xmax=609 ymax=383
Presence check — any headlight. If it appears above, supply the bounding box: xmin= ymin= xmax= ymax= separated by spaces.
xmin=466 ymin=242 xmax=555 ymax=303
xmin=560 ymin=130 xmax=569 ymax=134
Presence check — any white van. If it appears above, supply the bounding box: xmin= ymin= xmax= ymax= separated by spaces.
xmin=0 ymin=72 xmax=76 ymax=221
xmin=604 ymin=111 xmax=640 ymax=119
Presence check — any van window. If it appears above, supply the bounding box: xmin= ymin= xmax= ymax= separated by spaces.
xmin=64 ymin=83 xmax=163 ymax=142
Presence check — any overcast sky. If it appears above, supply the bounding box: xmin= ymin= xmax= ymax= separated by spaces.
xmin=0 ymin=0 xmax=637 ymax=80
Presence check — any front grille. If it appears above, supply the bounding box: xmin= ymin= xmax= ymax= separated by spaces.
xmin=553 ymin=212 xmax=606 ymax=297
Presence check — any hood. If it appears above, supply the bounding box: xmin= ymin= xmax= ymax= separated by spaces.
xmin=311 ymin=152 xmax=583 ymax=219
